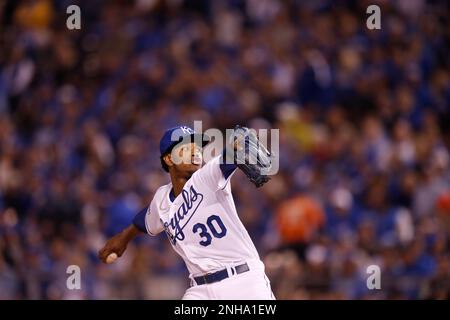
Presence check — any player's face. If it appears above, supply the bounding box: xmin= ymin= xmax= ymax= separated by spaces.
xmin=170 ymin=142 xmax=203 ymax=176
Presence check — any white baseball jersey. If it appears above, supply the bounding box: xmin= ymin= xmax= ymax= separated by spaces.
xmin=144 ymin=154 xmax=263 ymax=277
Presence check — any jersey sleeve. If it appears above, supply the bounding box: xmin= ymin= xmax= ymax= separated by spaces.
xmin=132 ymin=207 xmax=148 ymax=233
xmin=196 ymin=153 xmax=237 ymax=191
xmin=136 ymin=198 xmax=164 ymax=236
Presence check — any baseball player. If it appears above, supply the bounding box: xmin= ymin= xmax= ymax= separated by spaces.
xmin=98 ymin=125 xmax=275 ymax=300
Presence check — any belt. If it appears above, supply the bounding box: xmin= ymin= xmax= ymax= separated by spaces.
xmin=193 ymin=263 xmax=250 ymax=286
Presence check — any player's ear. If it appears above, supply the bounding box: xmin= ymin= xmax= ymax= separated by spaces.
xmin=163 ymin=154 xmax=173 ymax=168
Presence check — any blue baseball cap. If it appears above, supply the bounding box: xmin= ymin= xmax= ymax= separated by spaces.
xmin=159 ymin=126 xmax=210 ymax=156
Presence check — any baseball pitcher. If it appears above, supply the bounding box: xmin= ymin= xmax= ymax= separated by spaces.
xmin=98 ymin=125 xmax=275 ymax=300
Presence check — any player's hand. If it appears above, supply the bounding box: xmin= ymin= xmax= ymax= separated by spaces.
xmin=98 ymin=225 xmax=140 ymax=263
xmin=229 ymin=126 xmax=272 ymax=188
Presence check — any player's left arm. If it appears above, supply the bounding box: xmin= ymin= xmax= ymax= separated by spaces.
xmin=195 ymin=151 xmax=237 ymax=191
xmin=197 ymin=126 xmax=272 ymax=189
xmin=219 ymin=151 xmax=238 ymax=179
xmin=222 ymin=125 xmax=272 ymax=188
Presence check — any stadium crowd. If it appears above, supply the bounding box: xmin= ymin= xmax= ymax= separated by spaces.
xmin=0 ymin=0 xmax=449 ymax=299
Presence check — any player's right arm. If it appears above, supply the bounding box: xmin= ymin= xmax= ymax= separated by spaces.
xmin=98 ymin=222 xmax=142 ymax=263
xmin=98 ymin=197 xmax=164 ymax=263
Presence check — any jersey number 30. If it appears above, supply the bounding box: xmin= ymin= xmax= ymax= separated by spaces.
xmin=192 ymin=215 xmax=227 ymax=247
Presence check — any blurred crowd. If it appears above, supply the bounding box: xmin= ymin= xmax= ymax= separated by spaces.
xmin=1 ymin=0 xmax=449 ymax=299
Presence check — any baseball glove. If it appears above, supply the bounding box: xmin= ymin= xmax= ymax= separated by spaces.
xmin=226 ymin=125 xmax=272 ymax=188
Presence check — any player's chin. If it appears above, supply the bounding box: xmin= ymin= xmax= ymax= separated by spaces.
xmin=189 ymin=157 xmax=203 ymax=168
xmin=188 ymin=162 xmax=201 ymax=171
xmin=179 ymin=162 xmax=201 ymax=175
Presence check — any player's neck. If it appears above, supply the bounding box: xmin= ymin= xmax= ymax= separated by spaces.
xmin=169 ymin=174 xmax=189 ymax=197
